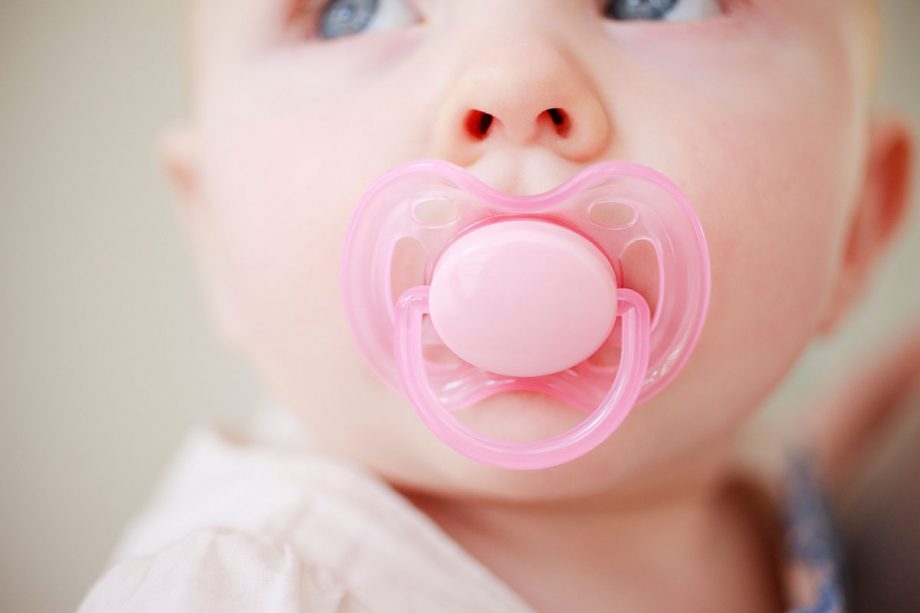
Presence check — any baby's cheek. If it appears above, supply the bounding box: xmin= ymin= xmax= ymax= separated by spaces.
xmin=678 ymin=90 xmax=858 ymax=404
xmin=196 ymin=94 xmax=393 ymax=393
xmin=193 ymin=77 xmax=461 ymax=476
xmin=608 ymin=45 xmax=864 ymax=462
xmin=202 ymin=124 xmax=347 ymax=355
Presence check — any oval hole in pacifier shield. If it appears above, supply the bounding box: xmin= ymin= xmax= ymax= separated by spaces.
xmin=411 ymin=195 xmax=459 ymax=227
xmin=390 ymin=236 xmax=426 ymax=307
xmin=620 ymin=239 xmax=660 ymax=322
xmin=588 ymin=200 xmax=637 ymax=229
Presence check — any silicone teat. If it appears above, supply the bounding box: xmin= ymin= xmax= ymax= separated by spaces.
xmin=429 ymin=219 xmax=618 ymax=378
xmin=341 ymin=160 xmax=711 ymax=470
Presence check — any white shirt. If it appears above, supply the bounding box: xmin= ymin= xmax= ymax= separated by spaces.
xmin=78 ymin=402 xmax=843 ymax=612
xmin=77 ymin=402 xmax=535 ymax=613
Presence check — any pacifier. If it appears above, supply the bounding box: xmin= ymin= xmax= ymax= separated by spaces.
xmin=341 ymin=160 xmax=710 ymax=470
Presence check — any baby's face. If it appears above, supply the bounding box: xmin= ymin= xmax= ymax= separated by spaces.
xmin=183 ymin=0 xmax=878 ymax=499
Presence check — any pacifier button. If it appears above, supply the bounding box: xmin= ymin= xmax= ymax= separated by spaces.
xmin=428 ymin=219 xmax=618 ymax=378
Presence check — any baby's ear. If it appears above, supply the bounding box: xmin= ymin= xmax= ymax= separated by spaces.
xmin=818 ymin=113 xmax=914 ymax=334
xmin=158 ymin=126 xmax=246 ymax=350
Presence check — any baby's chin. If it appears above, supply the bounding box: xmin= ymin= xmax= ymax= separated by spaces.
xmin=387 ymin=391 xmax=641 ymax=504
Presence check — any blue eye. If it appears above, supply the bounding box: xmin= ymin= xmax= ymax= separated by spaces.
xmin=317 ymin=0 xmax=417 ymax=39
xmin=319 ymin=0 xmax=377 ymax=38
xmin=603 ymin=0 xmax=722 ymax=21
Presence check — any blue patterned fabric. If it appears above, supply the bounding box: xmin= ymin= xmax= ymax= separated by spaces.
xmin=782 ymin=451 xmax=847 ymax=613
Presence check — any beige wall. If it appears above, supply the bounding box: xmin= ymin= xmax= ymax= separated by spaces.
xmin=1 ymin=1 xmax=917 ymax=611
xmin=1 ymin=2 xmax=261 ymax=611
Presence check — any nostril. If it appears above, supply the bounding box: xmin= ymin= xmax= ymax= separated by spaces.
xmin=547 ymin=108 xmax=564 ymax=125
xmin=464 ymin=110 xmax=494 ymax=140
xmin=543 ymin=108 xmax=571 ymax=137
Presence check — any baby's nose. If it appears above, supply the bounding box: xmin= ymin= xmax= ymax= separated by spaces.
xmin=431 ymin=36 xmax=611 ymax=167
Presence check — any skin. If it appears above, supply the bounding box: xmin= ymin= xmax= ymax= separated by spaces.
xmin=164 ymin=0 xmax=913 ymax=610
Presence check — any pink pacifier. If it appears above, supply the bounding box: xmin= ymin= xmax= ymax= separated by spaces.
xmin=341 ymin=160 xmax=710 ymax=470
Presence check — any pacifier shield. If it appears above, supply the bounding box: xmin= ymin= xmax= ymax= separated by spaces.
xmin=341 ymin=159 xmax=711 ymax=469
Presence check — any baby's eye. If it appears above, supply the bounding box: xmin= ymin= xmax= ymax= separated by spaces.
xmin=316 ymin=0 xmax=418 ymax=40
xmin=602 ymin=0 xmax=722 ymax=21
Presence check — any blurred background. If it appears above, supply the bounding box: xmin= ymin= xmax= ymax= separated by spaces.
xmin=1 ymin=1 xmax=917 ymax=611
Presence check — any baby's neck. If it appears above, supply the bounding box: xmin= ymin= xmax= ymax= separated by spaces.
xmin=397 ymin=447 xmax=785 ymax=612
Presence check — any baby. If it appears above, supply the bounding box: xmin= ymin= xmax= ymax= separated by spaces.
xmin=79 ymin=0 xmax=914 ymax=611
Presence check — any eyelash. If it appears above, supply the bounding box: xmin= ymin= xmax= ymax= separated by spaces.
xmin=604 ymin=0 xmax=744 ymax=18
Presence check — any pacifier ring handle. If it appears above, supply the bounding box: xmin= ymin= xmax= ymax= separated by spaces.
xmin=394 ymin=286 xmax=651 ymax=470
